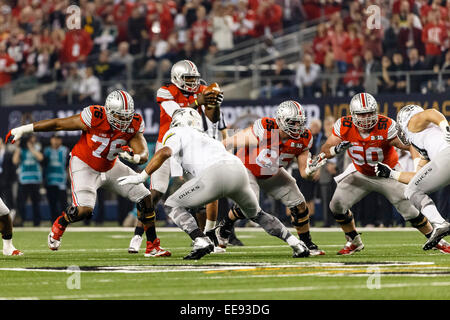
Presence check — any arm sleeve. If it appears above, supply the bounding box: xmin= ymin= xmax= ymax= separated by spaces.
xmin=162 ymin=130 xmax=181 ymax=155
xmin=160 ymin=101 xmax=181 ymax=117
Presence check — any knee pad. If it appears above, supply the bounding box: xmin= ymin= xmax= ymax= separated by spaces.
xmin=64 ymin=205 xmax=92 ymax=223
xmin=332 ymin=210 xmax=353 ymax=225
xmin=231 ymin=204 xmax=246 ymax=220
xmin=408 ymin=212 xmax=429 ymax=229
xmin=136 ymin=198 xmax=156 ymax=223
xmin=290 ymin=206 xmax=309 ymax=227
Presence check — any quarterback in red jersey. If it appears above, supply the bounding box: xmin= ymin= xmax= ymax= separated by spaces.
xmin=6 ymin=90 xmax=170 ymax=257
xmin=128 ymin=59 xmax=224 ymax=253
xmin=217 ymin=100 xmax=327 ymax=255
xmin=320 ymin=92 xmax=444 ymax=255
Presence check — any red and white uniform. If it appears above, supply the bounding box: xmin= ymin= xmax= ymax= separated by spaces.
xmin=329 ymin=115 xmax=419 ymax=221
xmin=152 ymin=82 xmax=207 ymax=194
xmin=69 ymin=105 xmax=149 ymax=209
xmin=235 ymin=117 xmax=312 ymax=208
xmin=332 ymin=115 xmax=398 ymax=176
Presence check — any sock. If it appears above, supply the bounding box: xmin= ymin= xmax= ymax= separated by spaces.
xmin=134 ymin=226 xmax=144 ymax=237
xmin=287 ymin=234 xmax=301 ymax=247
xmin=298 ymin=231 xmax=312 ymax=244
xmin=345 ymin=230 xmax=358 ymax=240
xmin=145 ymin=225 xmax=157 ymax=243
xmin=425 ymin=232 xmax=431 ymax=239
xmin=204 ymin=219 xmax=216 ymax=232
xmin=57 ymin=215 xmax=69 ymax=228
xmin=188 ymin=228 xmax=205 ymax=241
xmin=421 ymin=205 xmax=446 ymax=225
xmin=2 ymin=239 xmax=12 ymax=250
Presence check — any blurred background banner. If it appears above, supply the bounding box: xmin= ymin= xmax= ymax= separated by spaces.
xmin=1 ymin=92 xmax=449 ymax=141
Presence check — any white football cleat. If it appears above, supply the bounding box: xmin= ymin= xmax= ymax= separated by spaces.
xmin=423 ymin=222 xmax=450 ymax=251
xmin=337 ymin=234 xmax=364 ymax=255
xmin=48 ymin=232 xmax=61 ymax=251
xmin=291 ymin=241 xmax=310 ymax=258
xmin=128 ymin=235 xmax=143 ymax=254
xmin=183 ymin=237 xmax=214 ymax=260
xmin=3 ymin=246 xmax=23 ymax=256
xmin=212 ymin=246 xmax=226 ymax=253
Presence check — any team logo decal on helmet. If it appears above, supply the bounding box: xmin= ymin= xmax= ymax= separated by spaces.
xmin=170 ymin=108 xmax=203 ymax=131
xmin=171 ymin=60 xmax=201 ymax=93
xmin=349 ymin=93 xmax=378 ymax=130
xmin=105 ymin=90 xmax=135 ymax=131
xmin=275 ymin=100 xmax=307 ymax=139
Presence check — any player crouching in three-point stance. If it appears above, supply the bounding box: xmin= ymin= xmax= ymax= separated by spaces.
xmin=219 ymin=100 xmax=326 ymax=255
xmin=5 ymin=90 xmax=170 ymax=256
xmin=320 ymin=93 xmax=448 ymax=254
xmin=118 ymin=108 xmax=310 ymax=260
xmin=375 ymin=105 xmax=450 ymax=253
xmin=0 ymin=197 xmax=22 ymax=256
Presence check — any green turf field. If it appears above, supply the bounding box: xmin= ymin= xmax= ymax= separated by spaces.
xmin=1 ymin=227 xmax=449 ymax=300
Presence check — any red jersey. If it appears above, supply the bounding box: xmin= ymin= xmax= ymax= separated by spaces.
xmin=71 ymin=105 xmax=144 ymax=172
xmin=59 ymin=30 xmax=93 ymax=63
xmin=237 ymin=117 xmax=312 ymax=179
xmin=156 ymin=83 xmax=207 ymax=143
xmin=332 ymin=115 xmax=398 ymax=176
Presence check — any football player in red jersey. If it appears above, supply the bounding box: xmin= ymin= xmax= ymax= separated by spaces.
xmin=5 ymin=90 xmax=170 ymax=256
xmin=128 ymin=60 xmax=224 ymax=253
xmin=215 ymin=100 xmax=327 ymax=255
xmin=0 ymin=197 xmax=22 ymax=256
xmin=320 ymin=93 xmax=446 ymax=254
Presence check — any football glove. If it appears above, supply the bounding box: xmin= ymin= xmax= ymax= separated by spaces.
xmin=5 ymin=124 xmax=34 ymax=144
xmin=305 ymin=152 xmax=327 ymax=176
xmin=330 ymin=141 xmax=352 ymax=156
xmin=118 ymin=146 xmax=141 ymax=164
xmin=117 ymin=170 xmax=149 ymax=186
xmin=375 ymin=162 xmax=400 ymax=180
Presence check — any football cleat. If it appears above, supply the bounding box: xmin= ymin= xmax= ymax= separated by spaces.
xmin=423 ymin=222 xmax=450 ymax=251
xmin=212 ymin=246 xmax=226 ymax=253
xmin=144 ymin=238 xmax=171 ymax=257
xmin=3 ymin=247 xmax=23 ymax=256
xmin=292 ymin=241 xmax=310 ymax=258
xmin=337 ymin=234 xmax=364 ymax=255
xmin=48 ymin=217 xmax=66 ymax=251
xmin=128 ymin=235 xmax=143 ymax=254
xmin=206 ymin=224 xmax=230 ymax=249
xmin=305 ymin=241 xmax=325 ymax=256
xmin=183 ymin=237 xmax=214 ymax=260
xmin=433 ymin=239 xmax=450 ymax=254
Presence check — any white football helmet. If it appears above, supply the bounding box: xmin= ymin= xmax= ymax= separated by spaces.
xmin=349 ymin=93 xmax=378 ymax=130
xmin=275 ymin=100 xmax=307 ymax=139
xmin=171 ymin=60 xmax=201 ymax=93
xmin=104 ymin=90 xmax=135 ymax=131
xmin=170 ymin=108 xmax=203 ymax=131
xmin=396 ymin=104 xmax=424 ymax=145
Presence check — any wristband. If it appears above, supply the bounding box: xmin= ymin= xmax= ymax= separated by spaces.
xmin=390 ymin=170 xmax=401 ymax=181
xmin=23 ymin=124 xmax=34 ymax=133
xmin=329 ymin=146 xmax=337 ymax=157
xmin=439 ymin=120 xmax=448 ymax=131
xmin=139 ymin=169 xmax=150 ymax=181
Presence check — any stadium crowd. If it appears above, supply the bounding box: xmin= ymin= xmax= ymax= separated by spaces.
xmin=0 ymin=0 xmax=448 ymax=103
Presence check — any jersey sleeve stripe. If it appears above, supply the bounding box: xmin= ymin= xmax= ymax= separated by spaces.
xmin=333 ymin=119 xmax=342 ymax=138
xmin=81 ymin=108 xmax=92 ymax=128
xmin=157 ymin=88 xmax=175 ymax=100
xmin=139 ymin=118 xmax=145 ymax=134
xmin=163 ymin=132 xmax=175 ymax=145
xmin=252 ymin=119 xmax=264 ymax=140
xmin=387 ymin=119 xmax=397 ymax=140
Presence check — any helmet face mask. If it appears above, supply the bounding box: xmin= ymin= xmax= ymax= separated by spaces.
xmin=171 ymin=60 xmax=201 ymax=93
xmin=350 ymin=93 xmax=378 ymax=130
xmin=105 ymin=90 xmax=135 ymax=131
xmin=275 ymin=100 xmax=306 ymax=139
xmin=170 ymin=108 xmax=203 ymax=131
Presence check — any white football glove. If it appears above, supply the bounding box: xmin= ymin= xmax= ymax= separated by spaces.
xmin=5 ymin=124 xmax=34 ymax=144
xmin=305 ymin=152 xmax=327 ymax=176
xmin=117 ymin=171 xmax=149 ymax=186
xmin=118 ymin=146 xmax=141 ymax=164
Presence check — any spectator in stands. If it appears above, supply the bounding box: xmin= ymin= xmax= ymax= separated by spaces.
xmin=93 ymin=50 xmax=116 ymax=83
xmin=146 ymin=0 xmax=174 ymax=41
xmin=312 ymin=23 xmax=330 ymax=67
xmin=82 ymin=1 xmax=103 ymax=41
xmin=345 ymin=24 xmax=363 ymax=69
xmin=406 ymin=47 xmax=426 ymax=93
xmin=93 ymin=14 xmax=118 ymax=53
xmin=255 ymin=0 xmax=283 ymax=37
xmin=319 ymin=51 xmax=338 ymax=97
xmin=389 ymin=51 xmax=408 ymax=92
xmin=34 ymin=45 xmax=53 ymax=83
xmin=275 ymin=0 xmax=306 ymax=29
xmin=328 ymin=20 xmax=350 ymax=73
xmin=13 ymin=134 xmax=43 ymax=227
xmin=113 ymin=0 xmax=134 ymax=43
xmin=363 ymin=49 xmax=381 ymax=94
xmin=127 ymin=6 xmax=149 ymax=55
xmin=110 ymin=41 xmax=134 ymax=79
xmin=43 ymin=134 xmax=68 ymax=222
xmin=0 ymin=41 xmax=17 ymax=87
xmin=78 ymin=66 xmax=101 ymax=104
xmin=340 ymin=55 xmax=364 ymax=97
xmin=59 ymin=29 xmax=93 ymax=65
xmin=233 ymin=0 xmax=258 ymax=43
xmin=211 ymin=3 xmax=235 ymax=52
xmin=383 ymin=15 xmax=402 ymax=58
xmin=188 ymin=5 xmax=210 ymax=55
xmin=398 ymin=13 xmax=426 ymax=59
xmin=343 ymin=1 xmax=362 ymax=28
xmin=259 ymin=58 xmax=296 ymax=98
xmin=422 ymin=10 xmax=446 ymax=69
xmin=58 ymin=63 xmax=82 ymax=103
xmin=442 ymin=50 xmax=450 ymax=90
xmin=397 ymin=0 xmax=422 ymax=30
xmin=294 ymin=52 xmax=320 ymax=98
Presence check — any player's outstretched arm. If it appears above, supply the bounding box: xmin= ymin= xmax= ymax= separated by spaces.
xmin=117 ymin=146 xmax=172 ymax=186
xmin=320 ymin=134 xmax=350 ymax=159
xmin=375 ymin=161 xmax=427 ymax=184
xmin=409 ymin=109 xmax=450 ymax=143
xmin=5 ymin=114 xmax=87 ymax=144
xmin=222 ymin=127 xmax=258 ymax=150
xmin=119 ymin=132 xmax=149 ymax=165
xmin=389 ymin=136 xmax=410 ymax=150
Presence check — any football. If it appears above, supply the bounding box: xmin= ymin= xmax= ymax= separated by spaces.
xmin=203 ymin=82 xmax=221 ymax=108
